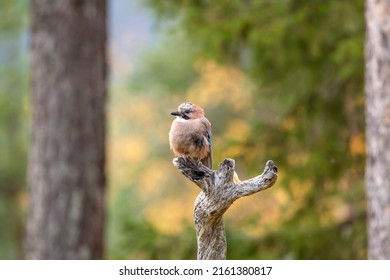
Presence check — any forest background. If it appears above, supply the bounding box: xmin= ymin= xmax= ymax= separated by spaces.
xmin=0 ymin=0 xmax=365 ymax=259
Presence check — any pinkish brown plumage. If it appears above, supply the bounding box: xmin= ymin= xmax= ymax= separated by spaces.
xmin=169 ymin=102 xmax=212 ymax=169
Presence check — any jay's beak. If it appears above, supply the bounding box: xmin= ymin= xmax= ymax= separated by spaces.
xmin=171 ymin=111 xmax=181 ymax=116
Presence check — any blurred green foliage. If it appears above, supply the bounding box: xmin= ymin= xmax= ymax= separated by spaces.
xmin=107 ymin=0 xmax=366 ymax=259
xmin=130 ymin=32 xmax=199 ymax=93
xmin=0 ymin=0 xmax=29 ymax=259
xmin=108 ymin=187 xmax=197 ymax=259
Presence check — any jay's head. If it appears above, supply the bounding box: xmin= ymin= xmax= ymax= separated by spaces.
xmin=171 ymin=102 xmax=205 ymax=120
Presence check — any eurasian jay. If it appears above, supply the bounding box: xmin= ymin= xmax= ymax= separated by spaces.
xmin=169 ymin=102 xmax=212 ymax=169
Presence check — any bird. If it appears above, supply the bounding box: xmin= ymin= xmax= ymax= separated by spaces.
xmin=169 ymin=102 xmax=212 ymax=169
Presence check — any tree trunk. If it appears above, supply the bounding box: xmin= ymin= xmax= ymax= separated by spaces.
xmin=173 ymin=157 xmax=278 ymax=259
xmin=25 ymin=0 xmax=107 ymax=259
xmin=365 ymin=0 xmax=390 ymax=259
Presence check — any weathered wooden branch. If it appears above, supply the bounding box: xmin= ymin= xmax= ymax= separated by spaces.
xmin=173 ymin=157 xmax=278 ymax=260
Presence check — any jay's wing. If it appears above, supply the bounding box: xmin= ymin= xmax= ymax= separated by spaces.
xmin=201 ymin=118 xmax=212 ymax=169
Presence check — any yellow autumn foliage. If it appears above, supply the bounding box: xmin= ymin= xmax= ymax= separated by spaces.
xmin=143 ymin=196 xmax=194 ymax=235
xmin=349 ymin=133 xmax=365 ymax=156
xmin=187 ymin=60 xmax=253 ymax=111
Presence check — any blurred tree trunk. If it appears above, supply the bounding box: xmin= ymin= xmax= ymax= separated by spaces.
xmin=25 ymin=0 xmax=107 ymax=259
xmin=365 ymin=0 xmax=390 ymax=259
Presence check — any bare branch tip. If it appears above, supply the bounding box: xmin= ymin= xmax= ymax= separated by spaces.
xmin=172 ymin=156 xmax=212 ymax=182
xmin=265 ymin=160 xmax=278 ymax=177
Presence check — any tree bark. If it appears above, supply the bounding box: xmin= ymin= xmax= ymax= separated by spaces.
xmin=173 ymin=157 xmax=278 ymax=260
xmin=25 ymin=0 xmax=107 ymax=259
xmin=365 ymin=0 xmax=390 ymax=259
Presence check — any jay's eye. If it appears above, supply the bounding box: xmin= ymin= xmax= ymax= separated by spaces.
xmin=185 ymin=110 xmax=191 ymax=114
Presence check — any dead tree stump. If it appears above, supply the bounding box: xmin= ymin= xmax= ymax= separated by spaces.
xmin=173 ymin=157 xmax=278 ymax=260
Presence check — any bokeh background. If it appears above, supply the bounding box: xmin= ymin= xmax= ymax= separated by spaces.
xmin=1 ymin=0 xmax=365 ymax=259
